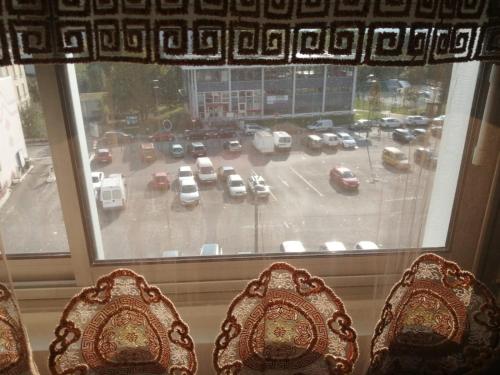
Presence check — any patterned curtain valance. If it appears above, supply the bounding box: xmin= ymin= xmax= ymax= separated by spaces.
xmin=0 ymin=1 xmax=499 ymax=67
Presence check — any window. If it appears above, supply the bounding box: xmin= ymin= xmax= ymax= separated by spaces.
xmin=0 ymin=69 xmax=69 ymax=256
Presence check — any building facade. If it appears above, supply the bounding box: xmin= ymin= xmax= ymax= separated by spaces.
xmin=0 ymin=64 xmax=30 ymax=107
xmin=0 ymin=75 xmax=29 ymax=196
xmin=183 ymin=65 xmax=355 ymax=122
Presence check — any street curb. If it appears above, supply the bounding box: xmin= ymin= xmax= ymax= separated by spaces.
xmin=11 ymin=165 xmax=34 ymax=185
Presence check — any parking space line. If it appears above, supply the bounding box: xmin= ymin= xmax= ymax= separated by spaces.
xmin=385 ymin=196 xmax=417 ymax=202
xmin=288 ymin=166 xmax=324 ymax=197
xmin=279 ymin=177 xmax=289 ymax=187
xmin=269 ymin=190 xmax=278 ymax=201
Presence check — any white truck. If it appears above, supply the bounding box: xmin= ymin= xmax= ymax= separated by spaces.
xmin=253 ymin=130 xmax=274 ymax=154
xmin=273 ymin=131 xmax=292 ymax=151
xmin=100 ymin=174 xmax=126 ymax=210
xmin=322 ymin=133 xmax=340 ymax=149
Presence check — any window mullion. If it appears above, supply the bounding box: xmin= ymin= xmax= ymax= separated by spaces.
xmin=35 ymin=65 xmax=92 ymax=286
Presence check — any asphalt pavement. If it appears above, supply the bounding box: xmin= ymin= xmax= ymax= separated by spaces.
xmin=0 ymin=131 xmax=439 ymax=259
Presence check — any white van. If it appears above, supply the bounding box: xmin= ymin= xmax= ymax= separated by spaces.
xmin=322 ymin=133 xmax=340 ymax=148
xmin=307 ymin=119 xmax=333 ymax=131
xmin=253 ymin=130 xmax=274 ymax=154
xmin=195 ymin=157 xmax=216 ymax=183
xmin=273 ymin=131 xmax=292 ymax=151
xmin=100 ymin=174 xmax=126 ymax=209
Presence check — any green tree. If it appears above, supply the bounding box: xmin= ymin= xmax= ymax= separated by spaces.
xmin=19 ymin=103 xmax=47 ymax=139
xmin=108 ymin=63 xmax=167 ymax=120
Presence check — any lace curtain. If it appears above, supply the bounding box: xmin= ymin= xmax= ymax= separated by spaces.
xmin=0 ymin=0 xmax=499 ymax=67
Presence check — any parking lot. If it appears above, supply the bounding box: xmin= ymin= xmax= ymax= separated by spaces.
xmin=0 ymin=129 xmax=439 ymax=259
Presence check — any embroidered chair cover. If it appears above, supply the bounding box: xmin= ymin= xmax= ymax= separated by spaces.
xmin=213 ymin=262 xmax=358 ymax=374
xmin=0 ymin=282 xmax=40 ymax=375
xmin=48 ymin=269 xmax=197 ymax=375
xmin=369 ymin=253 xmax=500 ymax=375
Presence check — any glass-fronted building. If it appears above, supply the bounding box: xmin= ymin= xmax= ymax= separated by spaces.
xmin=183 ymin=65 xmax=356 ymax=122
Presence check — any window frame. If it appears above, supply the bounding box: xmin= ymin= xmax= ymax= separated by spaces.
xmin=4 ymin=63 xmax=494 ymax=298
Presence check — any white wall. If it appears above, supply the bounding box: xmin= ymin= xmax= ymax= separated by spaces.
xmin=0 ymin=76 xmax=28 ymax=188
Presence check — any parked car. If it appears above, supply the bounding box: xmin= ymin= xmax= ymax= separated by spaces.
xmin=227 ymin=174 xmax=247 ymax=197
xmin=392 ymin=128 xmax=416 ymax=143
xmin=243 ymin=123 xmax=270 ymax=136
xmin=320 ymin=241 xmax=347 ymax=251
xmin=149 ymin=129 xmax=175 ymax=142
xmin=414 ymin=147 xmax=438 ymax=169
xmin=100 ymin=174 xmax=126 ymax=210
xmin=432 ymin=114 xmax=446 ymax=126
xmin=355 ymin=241 xmax=379 ymax=250
xmin=217 ymin=166 xmax=236 ymax=182
xmin=184 ymin=129 xmax=204 ymax=140
xmin=217 ymin=128 xmax=237 ymax=138
xmin=379 ymin=117 xmax=402 ymax=129
xmin=95 ymin=148 xmax=112 ymax=163
xmin=382 ymin=147 xmax=410 ymax=170
xmin=91 ymin=171 xmax=104 ymax=198
xmin=306 ymin=119 xmax=334 ymax=132
xmin=188 ymin=142 xmax=207 ymax=158
xmin=200 ymin=243 xmax=222 ymax=256
xmin=196 ymin=157 xmax=216 ymax=183
xmin=349 ymin=119 xmax=372 ymax=132
xmin=149 ymin=172 xmax=170 ymax=190
xmin=336 ymin=132 xmax=357 ymax=149
xmin=431 ymin=125 xmax=443 ymax=138
xmin=330 ymin=166 xmax=360 ymax=190
xmin=178 ymin=166 xmax=194 ymax=183
xmin=169 ymin=143 xmax=184 ymax=158
xmin=280 ymin=241 xmax=306 ymax=253
xmin=223 ymin=140 xmax=242 ymax=153
xmin=100 ymin=131 xmax=133 ymax=146
xmin=273 ymin=131 xmax=292 ymax=151
xmin=351 ymin=132 xmax=371 ymax=147
xmin=405 ymin=115 xmax=430 ymax=127
xmin=321 ymin=133 xmax=340 ymax=149
xmin=302 ymin=134 xmax=323 ymax=150
xmin=140 ymin=143 xmax=157 ymax=162
xmin=179 ymin=178 xmax=199 ymax=206
xmin=253 ymin=130 xmax=274 ymax=154
xmin=247 ymin=174 xmax=271 ymax=199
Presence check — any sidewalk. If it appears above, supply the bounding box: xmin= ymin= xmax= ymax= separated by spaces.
xmin=0 ymin=188 xmax=11 ymax=210
xmin=0 ymin=164 xmax=34 ymax=210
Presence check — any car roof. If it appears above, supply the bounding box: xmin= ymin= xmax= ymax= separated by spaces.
xmin=154 ymin=172 xmax=167 ymax=177
xmin=91 ymin=171 xmax=102 ymax=176
xmin=281 ymin=241 xmax=306 ymax=252
xmin=228 ymin=174 xmax=243 ymax=181
xmin=323 ymin=241 xmax=347 ymax=251
xmin=141 ymin=143 xmax=154 ymax=149
xmin=384 ymin=146 xmax=404 ymax=153
xmin=171 ymin=143 xmax=183 ymax=147
xmin=179 ymin=165 xmax=192 ymax=171
xmin=382 ymin=117 xmax=398 ymax=121
xmin=180 ymin=177 xmax=196 ymax=185
xmin=192 ymin=142 xmax=204 ymax=146
xmin=337 ymin=132 xmax=350 ymax=136
xmin=220 ymin=166 xmax=235 ymax=171
xmin=307 ymin=134 xmax=321 ymax=140
xmin=356 ymin=241 xmax=379 ymax=250
xmin=335 ymin=166 xmax=352 ymax=173
xmin=229 ymin=140 xmax=240 ymax=143
xmin=200 ymin=243 xmax=219 ymax=255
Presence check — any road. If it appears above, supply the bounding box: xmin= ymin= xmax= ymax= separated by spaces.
xmin=0 ymin=131 xmax=439 ymax=259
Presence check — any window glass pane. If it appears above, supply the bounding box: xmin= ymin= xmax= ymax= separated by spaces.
xmin=0 ymin=65 xmax=69 ymax=254
xmin=69 ymin=62 xmax=472 ymax=260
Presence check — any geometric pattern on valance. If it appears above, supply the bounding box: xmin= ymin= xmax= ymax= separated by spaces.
xmin=369 ymin=253 xmax=500 ymax=375
xmin=0 ymin=1 xmax=499 ymax=67
xmin=0 ymin=283 xmax=40 ymax=375
xmin=48 ymin=269 xmax=197 ymax=375
xmin=213 ymin=262 xmax=358 ymax=374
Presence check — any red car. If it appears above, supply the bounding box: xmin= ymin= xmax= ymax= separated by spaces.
xmin=149 ymin=130 xmax=175 ymax=142
xmin=95 ymin=148 xmax=112 ymax=163
xmin=149 ymin=172 xmax=170 ymax=190
xmin=330 ymin=166 xmax=360 ymax=190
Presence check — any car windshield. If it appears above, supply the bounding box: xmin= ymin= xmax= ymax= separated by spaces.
xmin=98 ymin=151 xmax=109 ymax=156
xmin=280 ymin=137 xmax=291 ymax=143
xmin=396 ymin=153 xmax=407 ymax=160
xmin=194 ymin=146 xmax=204 ymax=151
xmin=342 ymin=171 xmax=354 ymax=178
xmin=172 ymin=145 xmax=182 ymax=150
xmin=341 ymin=135 xmax=351 ymax=140
xmin=155 ymin=176 xmax=167 ymax=182
xmin=179 ymin=171 xmax=192 ymax=177
xmin=231 ymin=180 xmax=244 ymax=187
xmin=181 ymin=185 xmax=197 ymax=193
xmin=230 ymin=142 xmax=239 ymax=146
xmin=92 ymin=176 xmax=99 ymax=183
xmin=255 ymin=185 xmax=266 ymax=191
xmin=200 ymin=167 xmax=214 ymax=174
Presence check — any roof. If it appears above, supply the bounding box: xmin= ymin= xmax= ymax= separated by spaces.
xmin=335 ymin=166 xmax=352 ymax=173
xmin=228 ymin=174 xmax=243 ymax=181
xmin=141 ymin=143 xmax=155 ymax=149
xmin=179 ymin=165 xmax=193 ymax=172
